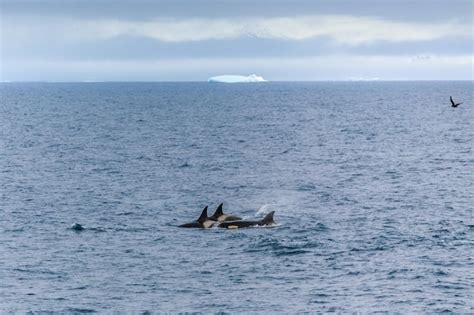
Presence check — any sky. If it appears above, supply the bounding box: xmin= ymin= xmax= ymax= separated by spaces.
xmin=0 ymin=0 xmax=472 ymax=81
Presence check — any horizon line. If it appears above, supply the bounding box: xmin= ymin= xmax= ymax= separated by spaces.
xmin=1 ymin=79 xmax=472 ymax=83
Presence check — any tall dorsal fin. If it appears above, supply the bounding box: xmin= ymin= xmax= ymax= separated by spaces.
xmin=197 ymin=206 xmax=209 ymax=223
xmin=214 ymin=203 xmax=224 ymax=217
xmin=261 ymin=211 xmax=275 ymax=225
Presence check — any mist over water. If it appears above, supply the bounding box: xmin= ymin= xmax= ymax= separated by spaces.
xmin=0 ymin=82 xmax=472 ymax=313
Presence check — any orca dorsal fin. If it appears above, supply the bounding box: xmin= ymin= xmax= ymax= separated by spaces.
xmin=261 ymin=211 xmax=275 ymax=225
xmin=197 ymin=206 xmax=209 ymax=223
xmin=214 ymin=203 xmax=224 ymax=217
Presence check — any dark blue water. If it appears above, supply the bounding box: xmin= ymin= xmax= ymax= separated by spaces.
xmin=1 ymin=82 xmax=472 ymax=313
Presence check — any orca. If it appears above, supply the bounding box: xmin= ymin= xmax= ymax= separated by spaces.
xmin=208 ymin=203 xmax=242 ymax=222
xmin=450 ymin=96 xmax=462 ymax=108
xmin=179 ymin=206 xmax=216 ymax=228
xmin=218 ymin=211 xmax=276 ymax=229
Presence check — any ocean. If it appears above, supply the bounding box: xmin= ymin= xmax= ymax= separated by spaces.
xmin=0 ymin=81 xmax=472 ymax=313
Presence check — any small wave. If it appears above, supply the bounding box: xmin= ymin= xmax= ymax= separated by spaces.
xmin=4 ymin=227 xmax=24 ymax=232
xmin=88 ymin=227 xmax=107 ymax=233
xmin=13 ymin=268 xmax=64 ymax=277
xmin=112 ymin=227 xmax=151 ymax=232
xmin=275 ymin=249 xmax=310 ymax=256
xmin=179 ymin=162 xmax=191 ymax=168
xmin=387 ymin=268 xmax=409 ymax=276
xmin=246 ymin=237 xmax=311 ymax=256
xmin=117 ymin=211 xmax=134 ymax=216
xmin=63 ymin=308 xmax=97 ymax=314
xmin=313 ymin=222 xmax=329 ymax=231
xmin=68 ymin=226 xmax=107 ymax=233
xmin=135 ymin=155 xmax=152 ymax=161
xmin=297 ymin=183 xmax=316 ymax=191
xmin=349 ymin=244 xmax=392 ymax=252
xmin=70 ymin=286 xmax=89 ymax=290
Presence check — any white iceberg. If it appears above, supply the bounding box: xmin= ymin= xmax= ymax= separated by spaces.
xmin=208 ymin=74 xmax=267 ymax=83
xmin=347 ymin=77 xmax=380 ymax=81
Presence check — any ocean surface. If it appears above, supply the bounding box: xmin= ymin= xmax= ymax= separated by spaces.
xmin=0 ymin=81 xmax=472 ymax=313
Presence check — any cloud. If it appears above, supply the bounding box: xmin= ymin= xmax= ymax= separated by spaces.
xmin=82 ymin=15 xmax=469 ymax=44
xmin=5 ymin=14 xmax=471 ymax=45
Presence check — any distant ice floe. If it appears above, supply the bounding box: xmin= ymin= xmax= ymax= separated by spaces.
xmin=208 ymin=74 xmax=267 ymax=83
xmin=347 ymin=77 xmax=380 ymax=81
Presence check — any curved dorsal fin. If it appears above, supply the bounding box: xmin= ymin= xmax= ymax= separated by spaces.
xmin=214 ymin=203 xmax=224 ymax=217
xmin=197 ymin=206 xmax=209 ymax=223
xmin=261 ymin=211 xmax=275 ymax=224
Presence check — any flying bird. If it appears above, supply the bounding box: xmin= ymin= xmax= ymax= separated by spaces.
xmin=450 ymin=96 xmax=462 ymax=108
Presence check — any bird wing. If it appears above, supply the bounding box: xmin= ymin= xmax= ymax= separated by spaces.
xmin=450 ymin=97 xmax=455 ymax=106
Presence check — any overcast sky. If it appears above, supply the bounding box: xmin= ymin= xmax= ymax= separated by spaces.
xmin=1 ymin=0 xmax=472 ymax=81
